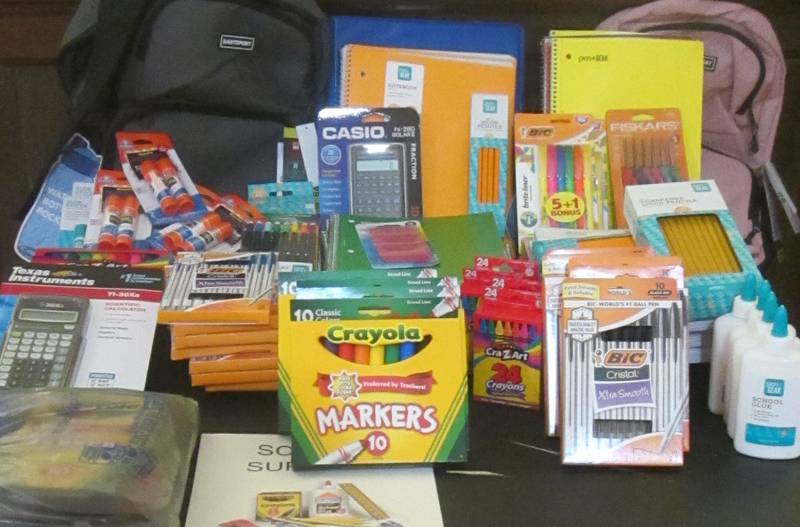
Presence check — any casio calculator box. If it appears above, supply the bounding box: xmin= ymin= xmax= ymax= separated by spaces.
xmin=0 ymin=264 xmax=163 ymax=390
xmin=317 ymin=107 xmax=422 ymax=218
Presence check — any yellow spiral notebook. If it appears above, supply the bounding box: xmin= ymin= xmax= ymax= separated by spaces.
xmin=340 ymin=44 xmax=516 ymax=217
xmin=545 ymin=33 xmax=704 ymax=180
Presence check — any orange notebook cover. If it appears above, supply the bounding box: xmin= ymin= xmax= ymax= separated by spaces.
xmin=173 ymin=329 xmax=278 ymax=350
xmin=341 ymin=44 xmax=516 ymax=217
xmin=171 ymin=342 xmax=277 ymax=361
xmin=188 ymin=353 xmax=278 ymax=374
xmin=170 ymin=321 xmax=275 ymax=338
xmin=191 ymin=369 xmax=278 ymax=387
xmin=205 ymin=381 xmax=278 ymax=392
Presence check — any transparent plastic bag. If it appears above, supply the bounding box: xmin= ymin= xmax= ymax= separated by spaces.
xmin=0 ymin=389 xmax=199 ymax=527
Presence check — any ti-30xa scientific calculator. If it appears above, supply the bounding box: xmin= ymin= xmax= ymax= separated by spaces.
xmin=0 ymin=295 xmax=89 ymax=388
xmin=349 ymin=143 xmax=407 ymax=217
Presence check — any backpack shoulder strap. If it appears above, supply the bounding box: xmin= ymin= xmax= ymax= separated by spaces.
xmin=61 ymin=0 xmax=154 ymax=143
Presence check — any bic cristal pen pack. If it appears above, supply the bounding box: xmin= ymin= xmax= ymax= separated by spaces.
xmin=279 ymin=286 xmax=467 ymax=468
xmin=560 ymin=274 xmax=689 ymax=466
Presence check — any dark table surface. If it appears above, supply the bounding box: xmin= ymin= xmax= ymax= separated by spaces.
xmin=143 ymin=326 xmax=800 ymax=527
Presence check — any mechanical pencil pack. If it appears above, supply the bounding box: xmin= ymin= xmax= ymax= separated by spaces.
xmin=607 ymin=108 xmax=690 ymax=228
xmin=317 ymin=108 xmax=422 ymax=218
xmin=116 ymin=131 xmax=206 ymax=226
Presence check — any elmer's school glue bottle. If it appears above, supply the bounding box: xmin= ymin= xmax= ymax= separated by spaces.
xmin=734 ymin=307 xmax=800 ymax=460
xmin=723 ymin=280 xmax=772 ymax=422
xmin=726 ymin=293 xmax=779 ymax=437
xmin=708 ymin=273 xmax=758 ymax=414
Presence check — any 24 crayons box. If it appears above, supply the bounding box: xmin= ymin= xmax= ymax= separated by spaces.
xmin=462 ymin=257 xmax=543 ymax=410
xmin=278 ymin=292 xmax=468 ymax=468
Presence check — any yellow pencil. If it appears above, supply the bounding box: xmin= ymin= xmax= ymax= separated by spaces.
xmin=707 ymin=215 xmax=740 ymax=272
xmin=685 ymin=215 xmax=716 ymax=274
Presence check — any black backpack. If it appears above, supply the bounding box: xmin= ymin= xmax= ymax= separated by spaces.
xmin=57 ymin=0 xmax=330 ymax=197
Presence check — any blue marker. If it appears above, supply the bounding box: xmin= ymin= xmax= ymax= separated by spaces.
xmin=399 ymin=341 xmax=416 ymax=361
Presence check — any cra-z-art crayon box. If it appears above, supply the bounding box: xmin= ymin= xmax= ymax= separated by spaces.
xmin=279 ymin=295 xmax=468 ymax=468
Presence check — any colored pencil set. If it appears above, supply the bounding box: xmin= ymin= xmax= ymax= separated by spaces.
xmin=241 ymin=217 xmax=321 ymax=270
xmin=279 ymin=273 xmax=469 ymax=467
xmin=464 ymin=256 xmax=544 ymax=410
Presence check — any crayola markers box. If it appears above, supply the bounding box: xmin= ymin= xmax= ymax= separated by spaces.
xmin=279 ymin=295 xmax=468 ymax=467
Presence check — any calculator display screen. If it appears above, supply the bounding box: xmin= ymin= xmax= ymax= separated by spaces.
xmin=356 ymin=158 xmax=400 ymax=172
xmin=18 ymin=309 xmax=79 ymax=323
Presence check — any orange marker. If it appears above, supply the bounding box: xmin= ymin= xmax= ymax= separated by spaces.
xmin=354 ymin=345 xmax=370 ymax=364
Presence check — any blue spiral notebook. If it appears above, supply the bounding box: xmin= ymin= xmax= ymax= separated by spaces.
xmin=328 ymin=15 xmax=525 ymax=110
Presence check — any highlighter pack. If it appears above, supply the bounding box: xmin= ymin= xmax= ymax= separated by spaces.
xmin=514 ymin=113 xmax=611 ymax=252
xmin=279 ymin=288 xmax=468 ymax=468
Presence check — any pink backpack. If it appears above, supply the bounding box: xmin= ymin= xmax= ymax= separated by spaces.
xmin=599 ymin=0 xmax=796 ymax=265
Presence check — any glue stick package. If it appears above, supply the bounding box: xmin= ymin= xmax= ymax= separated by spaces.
xmin=355 ymin=220 xmax=439 ymax=269
xmin=116 ymin=131 xmax=206 ymax=226
xmin=83 ymin=169 xmax=151 ymax=250
xmin=149 ymin=196 xmax=259 ymax=253
xmin=606 ymin=108 xmax=689 ymax=228
xmin=514 ymin=113 xmax=610 ymax=252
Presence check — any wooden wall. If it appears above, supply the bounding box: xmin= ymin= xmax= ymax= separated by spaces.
xmin=1 ymin=0 xmax=798 ymax=301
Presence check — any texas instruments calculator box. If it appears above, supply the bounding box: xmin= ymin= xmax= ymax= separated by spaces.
xmin=317 ymin=107 xmax=422 ymax=218
xmin=0 ymin=264 xmax=163 ymax=390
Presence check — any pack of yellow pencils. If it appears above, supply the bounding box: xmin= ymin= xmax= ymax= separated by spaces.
xmin=469 ymin=94 xmax=512 ymax=235
xmin=624 ymin=180 xmax=760 ymax=320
